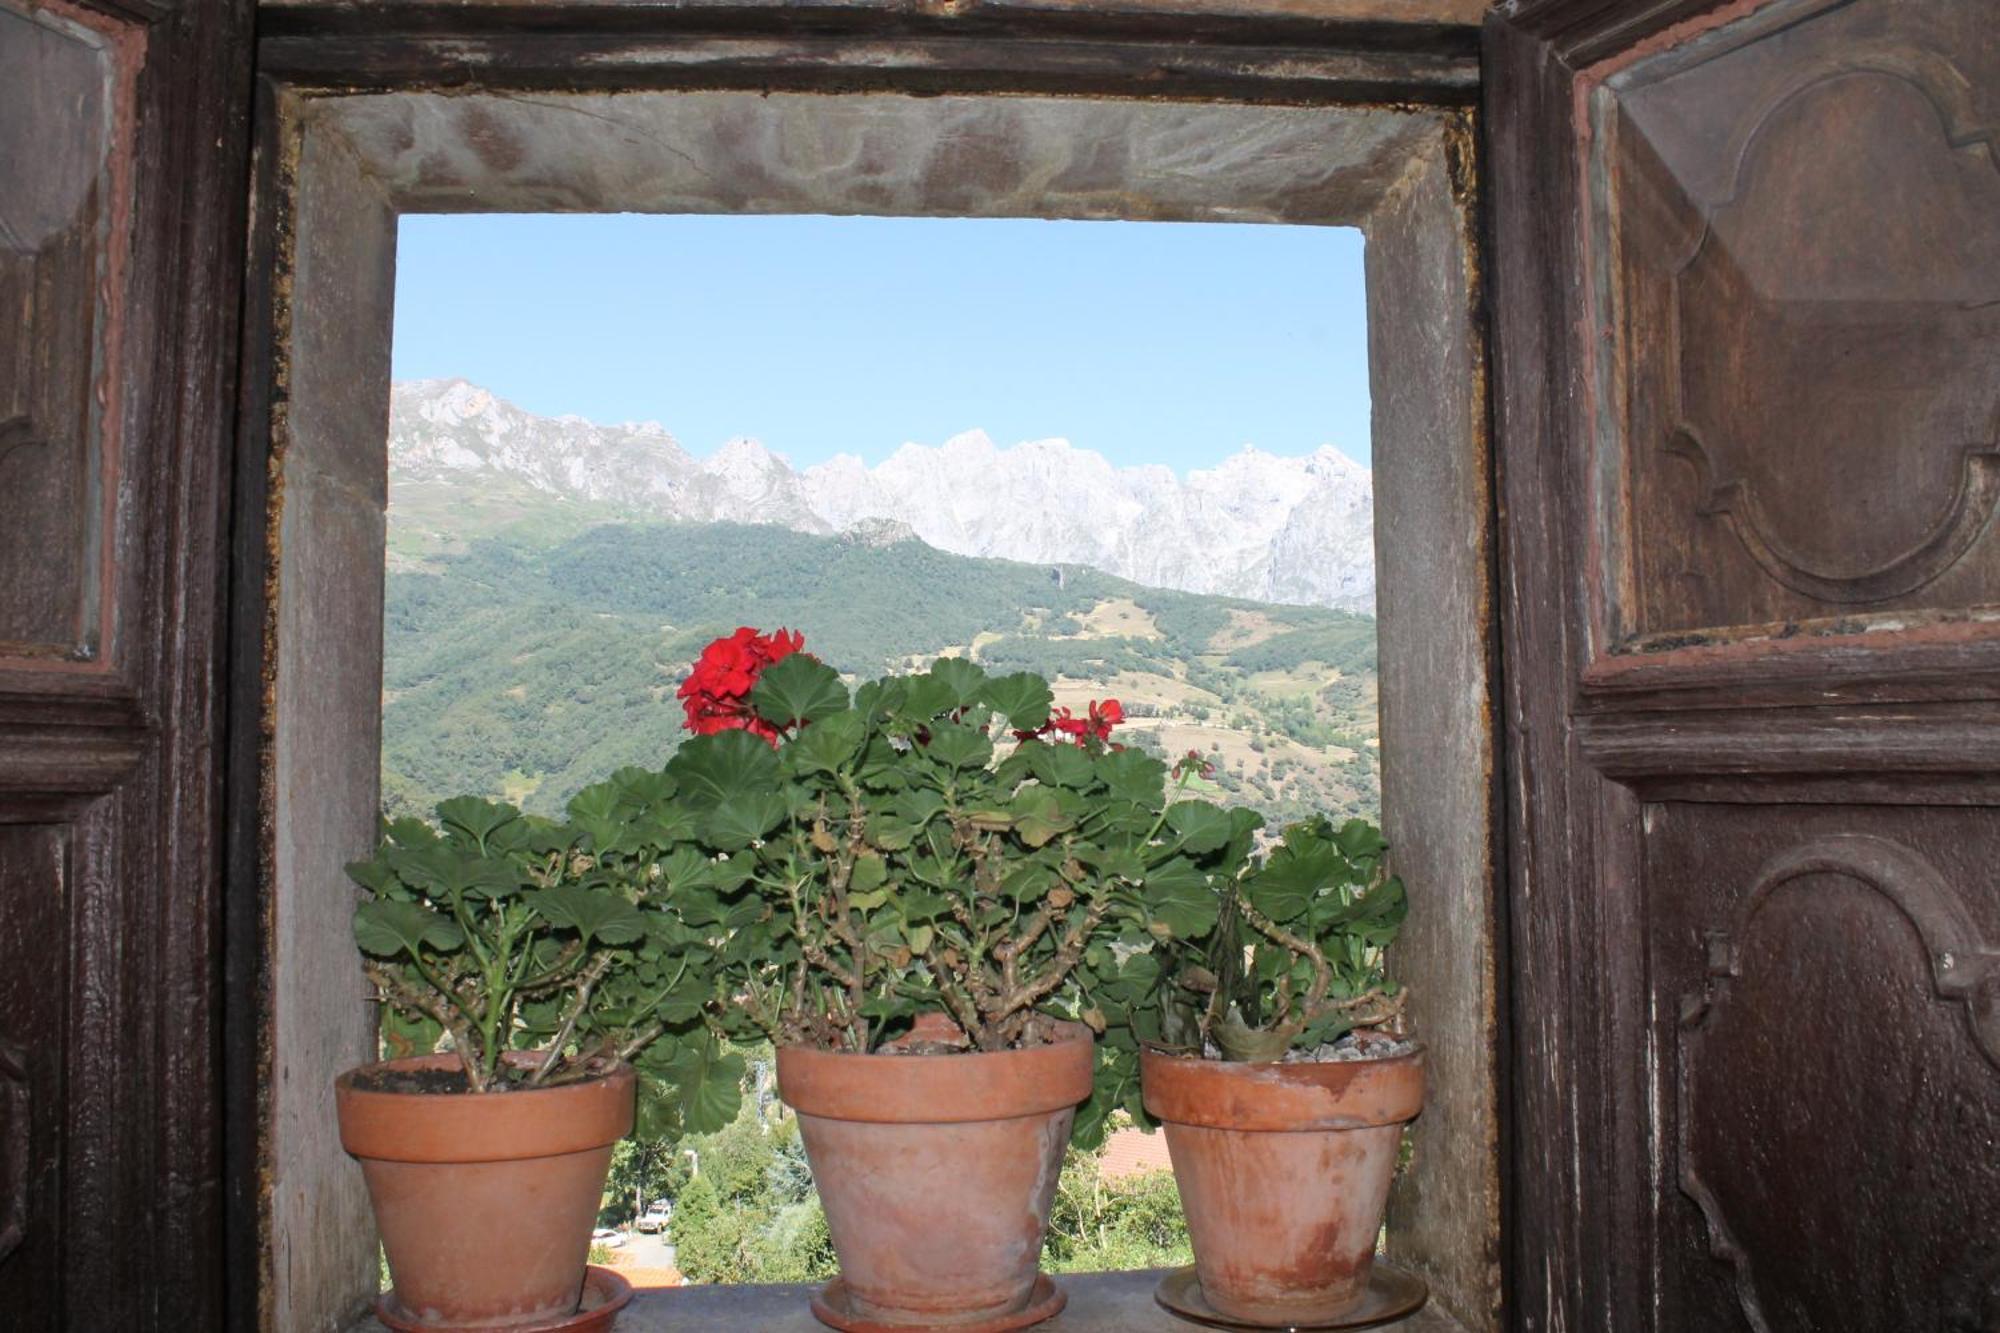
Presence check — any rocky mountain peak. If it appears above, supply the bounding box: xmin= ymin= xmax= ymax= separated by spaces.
xmin=839 ymin=518 xmax=921 ymax=549
xmin=387 ymin=380 xmax=1374 ymax=611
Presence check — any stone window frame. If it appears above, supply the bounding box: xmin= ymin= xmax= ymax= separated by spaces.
xmin=240 ymin=68 xmax=1497 ymax=1333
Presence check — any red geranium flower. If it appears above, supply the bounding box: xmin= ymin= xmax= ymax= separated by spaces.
xmin=678 ymin=626 xmax=807 ymax=745
xmin=1013 ymin=698 xmax=1124 ymax=748
xmin=1173 ymin=748 xmax=1216 ymax=781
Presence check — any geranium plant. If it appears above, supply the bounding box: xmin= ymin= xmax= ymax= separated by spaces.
xmin=347 ymin=782 xmax=754 ymax=1134
xmin=652 ymin=629 xmax=1252 ymax=1143
xmin=1155 ymin=801 xmax=1409 ymax=1062
xmin=348 ymin=623 xmax=1407 ymax=1147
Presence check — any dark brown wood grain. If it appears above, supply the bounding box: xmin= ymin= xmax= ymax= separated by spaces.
xmin=254 ymin=5 xmax=1480 ymax=104
xmin=0 ymin=6 xmax=119 ymax=666
xmin=0 ymin=0 xmax=254 ymax=1327
xmin=1484 ymin=11 xmax=1602 ymax=1327
xmin=1648 ymin=806 xmax=2000 ymax=1330
xmin=1486 ymin=0 xmax=2000 ymax=1329
xmin=1602 ymin=1 xmax=2000 ymax=649
xmin=0 ymin=824 xmax=68 ymax=1331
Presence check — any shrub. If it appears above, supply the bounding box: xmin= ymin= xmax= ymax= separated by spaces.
xmin=1043 ymin=1143 xmax=1192 ymax=1274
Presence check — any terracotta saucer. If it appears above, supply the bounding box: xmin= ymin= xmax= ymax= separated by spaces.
xmin=375 ymin=1265 xmax=634 ymax=1332
xmin=810 ymin=1274 xmax=1067 ymax=1333
xmin=1154 ymin=1262 xmax=1428 ymax=1331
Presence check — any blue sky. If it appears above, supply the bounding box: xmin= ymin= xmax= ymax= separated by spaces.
xmin=392 ymin=214 xmax=1371 ymax=471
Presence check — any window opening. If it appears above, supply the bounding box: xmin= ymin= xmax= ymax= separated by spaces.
xmin=381 ymin=211 xmax=1376 ymax=1290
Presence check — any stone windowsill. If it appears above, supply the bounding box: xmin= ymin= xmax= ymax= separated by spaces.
xmin=357 ymin=1269 xmax=1468 ymax=1331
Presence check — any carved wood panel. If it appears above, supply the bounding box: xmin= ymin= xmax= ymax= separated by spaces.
xmin=1491 ymin=2 xmax=2000 ymax=1326
xmin=0 ymin=0 xmax=250 ymax=1318
xmin=0 ymin=824 xmax=68 ymax=1325
xmin=1647 ymin=805 xmax=2000 ymax=1331
xmin=0 ymin=0 xmax=135 ymax=669
xmin=1589 ymin=0 xmax=2000 ymax=652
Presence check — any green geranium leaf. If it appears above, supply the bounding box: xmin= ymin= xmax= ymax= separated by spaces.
xmin=378 ymin=1004 xmax=444 ymax=1062
xmin=665 ymin=881 xmax=725 ymax=927
xmin=384 ymin=816 xmax=438 ymax=849
xmin=852 ymin=677 xmax=905 ymax=721
xmin=655 ymin=846 xmax=736 ymax=896
xmin=659 ymin=1039 xmax=746 ymax=1137
xmin=1141 ymin=857 xmax=1218 ymax=939
xmin=345 ymin=856 xmax=401 ymax=897
xmin=979 ymin=672 xmax=1052 ymax=732
xmin=1325 ymin=874 xmax=1409 ymax=933
xmin=1334 ymin=818 xmax=1389 ymax=862
xmin=928 ymin=656 xmax=988 ymax=709
xmin=784 ymin=708 xmax=867 ymax=776
xmin=1246 ymin=838 xmax=1346 ymax=925
xmin=897 ymin=887 xmax=953 ymax=923
xmin=1095 ymin=748 xmax=1166 ymax=804
xmin=1166 ymin=801 xmax=1234 ymax=855
xmin=1224 ymin=806 xmax=1267 ymax=862
xmin=850 ymin=852 xmax=889 ymax=896
xmin=894 ymin=789 xmax=947 ymax=827
xmin=1074 ymin=839 xmax=1147 ymax=882
xmin=354 ymin=900 xmax=464 ymax=958
xmin=750 ymin=654 xmax=851 ymax=731
xmin=1010 ymin=786 xmax=1073 ymax=848
xmin=435 ymin=795 xmax=520 ymax=848
xmin=567 ymin=782 xmax=622 ymax=825
xmin=1000 ymin=864 xmax=1057 ymax=901
xmin=522 ymin=818 xmax=578 ymax=858
xmin=720 ymin=897 xmax=769 ymax=930
xmin=668 ymin=730 xmax=783 ymax=808
xmin=568 ymin=781 xmax=634 ymax=855
xmin=532 ymin=885 xmax=647 ymax=946
xmin=922 ymin=720 xmax=992 ymax=771
xmin=703 ymin=790 xmax=790 ymax=852
xmin=611 ymin=766 xmax=677 ymax=805
xmin=1096 ymin=948 xmax=1163 ymax=1001
xmin=1023 ymin=741 xmax=1095 ymax=790
xmin=634 ymin=804 xmax=699 ymax=847
xmin=385 ymin=845 xmax=521 ymax=901
xmin=898 ymin=672 xmax=958 ymax=722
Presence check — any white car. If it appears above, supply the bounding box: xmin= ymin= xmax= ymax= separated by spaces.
xmin=635 ymin=1202 xmax=672 ymax=1234
xmin=590 ymin=1228 xmax=626 ymax=1249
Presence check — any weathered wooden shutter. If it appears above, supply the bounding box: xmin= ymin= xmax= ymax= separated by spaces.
xmin=0 ymin=0 xmax=252 ymax=1326
xmin=1487 ymin=0 xmax=2000 ymax=1327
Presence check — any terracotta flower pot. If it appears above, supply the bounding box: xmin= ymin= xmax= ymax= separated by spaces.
xmin=1141 ymin=1042 xmax=1425 ymax=1326
xmin=335 ymin=1054 xmax=635 ymax=1329
xmin=777 ymin=1020 xmax=1094 ymax=1329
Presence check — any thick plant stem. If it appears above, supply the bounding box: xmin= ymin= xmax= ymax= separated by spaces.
xmin=531 ymin=952 xmax=615 ymax=1085
xmin=365 ymin=961 xmax=488 ymax=1092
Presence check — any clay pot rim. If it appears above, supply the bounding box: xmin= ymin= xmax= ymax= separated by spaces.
xmin=337 ymin=1052 xmax=636 ymax=1164
xmin=1139 ymin=1041 xmax=1425 ymax=1132
xmin=779 ymin=1020 xmax=1094 ymax=1124
xmin=1141 ymin=1039 xmax=1429 ymax=1070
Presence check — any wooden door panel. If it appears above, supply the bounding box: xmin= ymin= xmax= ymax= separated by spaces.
xmin=1587 ymin=0 xmax=2000 ymax=654
xmin=1646 ymin=805 xmax=2000 ymax=1332
xmin=0 ymin=0 xmax=250 ymax=1323
xmin=0 ymin=1 xmax=138 ymax=672
xmin=0 ymin=824 xmax=68 ymax=1328
xmin=1489 ymin=0 xmax=2000 ymax=1327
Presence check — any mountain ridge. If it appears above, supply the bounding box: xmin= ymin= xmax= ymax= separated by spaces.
xmin=388 ymin=378 xmax=1376 ymax=611
xmin=379 ymin=519 xmax=1379 ymax=827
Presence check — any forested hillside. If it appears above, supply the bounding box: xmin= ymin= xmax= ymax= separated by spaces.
xmin=380 ymin=520 xmax=1380 ymax=825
